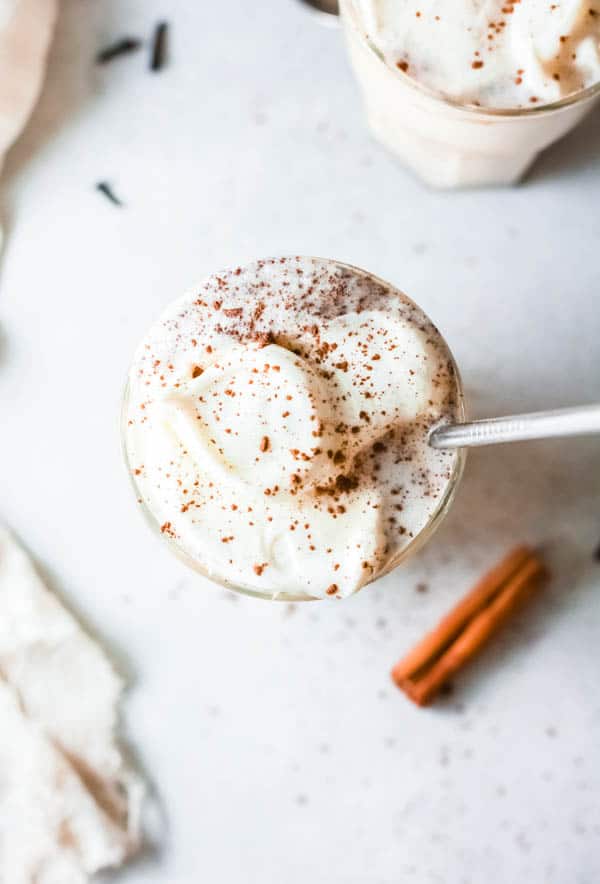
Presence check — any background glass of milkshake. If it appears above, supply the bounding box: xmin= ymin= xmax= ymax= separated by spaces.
xmin=340 ymin=0 xmax=600 ymax=188
xmin=123 ymin=257 xmax=465 ymax=601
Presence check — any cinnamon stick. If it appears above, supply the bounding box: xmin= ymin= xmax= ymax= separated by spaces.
xmin=392 ymin=547 xmax=547 ymax=706
xmin=392 ymin=545 xmax=532 ymax=683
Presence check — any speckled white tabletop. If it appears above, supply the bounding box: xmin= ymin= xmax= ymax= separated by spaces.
xmin=1 ymin=1 xmax=600 ymax=882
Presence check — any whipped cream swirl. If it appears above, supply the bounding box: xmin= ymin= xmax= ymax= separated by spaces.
xmin=353 ymin=0 xmax=600 ymax=108
xmin=124 ymin=257 xmax=462 ymax=599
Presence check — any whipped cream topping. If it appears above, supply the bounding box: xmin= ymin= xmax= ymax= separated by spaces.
xmin=124 ymin=257 xmax=461 ymax=599
xmin=353 ymin=0 xmax=600 ymax=108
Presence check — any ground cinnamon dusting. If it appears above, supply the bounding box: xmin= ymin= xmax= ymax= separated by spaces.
xmin=126 ymin=256 xmax=461 ymax=598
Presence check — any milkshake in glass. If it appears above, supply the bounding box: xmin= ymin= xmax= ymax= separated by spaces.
xmin=340 ymin=0 xmax=600 ymax=187
xmin=123 ymin=257 xmax=465 ymax=600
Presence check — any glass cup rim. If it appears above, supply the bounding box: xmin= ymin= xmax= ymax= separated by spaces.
xmin=341 ymin=0 xmax=600 ymax=119
xmin=121 ymin=256 xmax=467 ymax=602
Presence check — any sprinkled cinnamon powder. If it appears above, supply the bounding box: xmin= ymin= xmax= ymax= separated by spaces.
xmin=125 ymin=257 xmax=461 ymax=599
xmin=353 ymin=0 xmax=600 ymax=108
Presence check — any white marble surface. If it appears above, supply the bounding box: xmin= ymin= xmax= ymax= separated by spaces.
xmin=1 ymin=1 xmax=600 ymax=882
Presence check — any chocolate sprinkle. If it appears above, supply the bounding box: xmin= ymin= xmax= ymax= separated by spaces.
xmin=96 ymin=182 xmax=123 ymax=206
xmin=150 ymin=21 xmax=169 ymax=72
xmin=96 ymin=38 xmax=142 ymax=65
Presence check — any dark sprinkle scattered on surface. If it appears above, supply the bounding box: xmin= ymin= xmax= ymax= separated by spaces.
xmin=96 ymin=37 xmax=142 ymax=65
xmin=150 ymin=21 xmax=169 ymax=72
xmin=96 ymin=182 xmax=123 ymax=206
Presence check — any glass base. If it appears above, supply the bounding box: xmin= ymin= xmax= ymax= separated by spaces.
xmin=369 ymin=111 xmax=536 ymax=188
